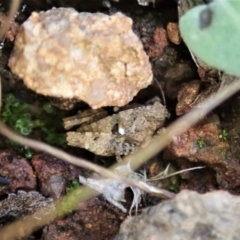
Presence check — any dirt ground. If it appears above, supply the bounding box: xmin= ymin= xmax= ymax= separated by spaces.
xmin=0 ymin=0 xmax=239 ymax=239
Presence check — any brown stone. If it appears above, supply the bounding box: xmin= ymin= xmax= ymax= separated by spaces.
xmin=166 ymin=22 xmax=181 ymax=45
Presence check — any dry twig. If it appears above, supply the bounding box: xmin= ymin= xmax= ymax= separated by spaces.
xmin=0 ymin=80 xmax=239 ymax=239
xmin=0 ymin=121 xmax=175 ymax=198
xmin=0 ymin=0 xmax=21 ymax=41
xmin=0 ymin=1 xmax=240 ymax=238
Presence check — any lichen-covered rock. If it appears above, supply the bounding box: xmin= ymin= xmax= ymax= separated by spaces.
xmin=115 ymin=190 xmax=240 ymax=240
xmin=8 ymin=8 xmax=153 ymax=109
xmin=0 ymin=191 xmax=54 ymax=221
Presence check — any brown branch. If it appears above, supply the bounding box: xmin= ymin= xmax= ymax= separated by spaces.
xmin=0 ymin=121 xmax=175 ymax=198
xmin=0 ymin=186 xmax=97 ymax=240
xmin=0 ymin=80 xmax=239 ymax=238
xmin=121 ymin=80 xmax=240 ymax=171
xmin=0 ymin=0 xmax=21 ymax=40
xmin=0 ymin=124 xmax=173 ymax=240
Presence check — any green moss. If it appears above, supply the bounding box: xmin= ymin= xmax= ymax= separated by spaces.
xmin=57 ymin=179 xmax=81 ymax=216
xmin=169 ymin=182 xmax=180 ymax=192
xmin=1 ymin=93 xmax=67 ymax=158
xmin=66 ymin=179 xmax=80 ymax=195
xmin=219 ymin=129 xmax=228 ymax=141
xmin=197 ymin=139 xmax=205 ymax=148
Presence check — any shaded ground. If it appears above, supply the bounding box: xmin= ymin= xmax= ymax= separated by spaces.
xmin=0 ymin=0 xmax=239 ymax=239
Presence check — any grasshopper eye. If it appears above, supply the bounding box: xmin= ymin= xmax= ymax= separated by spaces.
xmin=199 ymin=6 xmax=213 ymax=29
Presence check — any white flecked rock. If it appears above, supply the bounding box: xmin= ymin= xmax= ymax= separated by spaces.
xmin=115 ymin=190 xmax=240 ymax=240
xmin=8 ymin=8 xmax=152 ymax=109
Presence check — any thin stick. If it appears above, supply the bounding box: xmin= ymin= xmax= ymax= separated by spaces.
xmin=154 ymin=77 xmax=167 ymax=107
xmin=0 ymin=0 xmax=21 ymax=41
xmin=0 ymin=123 xmax=174 ymax=240
xmin=0 ymin=186 xmax=98 ymax=240
xmin=120 ymin=80 xmax=240 ymax=173
xmin=0 ymin=80 xmax=239 ymax=239
xmin=0 ymin=121 xmax=175 ymax=198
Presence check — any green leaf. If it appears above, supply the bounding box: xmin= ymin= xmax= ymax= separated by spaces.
xmin=179 ymin=0 xmax=240 ymax=76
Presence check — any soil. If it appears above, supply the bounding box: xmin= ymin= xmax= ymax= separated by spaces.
xmin=0 ymin=0 xmax=239 ymax=239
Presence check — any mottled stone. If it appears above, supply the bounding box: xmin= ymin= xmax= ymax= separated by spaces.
xmin=0 ymin=150 xmax=37 ymax=195
xmin=115 ymin=190 xmax=240 ymax=240
xmin=147 ymin=27 xmax=168 ymax=57
xmin=32 ymin=153 xmax=81 ymax=199
xmin=167 ymin=22 xmax=181 ymax=45
xmin=0 ymin=191 xmax=54 ymax=221
xmin=9 ymin=8 xmax=152 ymax=109
xmin=167 ymin=121 xmax=229 ymax=164
xmin=176 ymin=80 xmax=201 ymax=115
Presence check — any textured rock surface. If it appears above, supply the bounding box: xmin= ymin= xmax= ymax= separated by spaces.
xmin=8 ymin=8 xmax=152 ymax=109
xmin=115 ymin=190 xmax=240 ymax=240
xmin=0 ymin=150 xmax=37 ymax=195
xmin=167 ymin=22 xmax=181 ymax=45
xmin=176 ymin=80 xmax=201 ymax=115
xmin=42 ymin=197 xmax=126 ymax=240
xmin=32 ymin=153 xmax=82 ymax=199
xmin=167 ymin=121 xmax=229 ymax=164
xmin=0 ymin=191 xmax=54 ymax=221
xmin=147 ymin=27 xmax=168 ymax=57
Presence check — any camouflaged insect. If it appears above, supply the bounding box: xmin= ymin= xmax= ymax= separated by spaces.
xmin=64 ymin=99 xmax=168 ymax=157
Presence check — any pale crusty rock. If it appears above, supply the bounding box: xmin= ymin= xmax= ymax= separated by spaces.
xmin=0 ymin=190 xmax=54 ymax=220
xmin=115 ymin=190 xmax=240 ymax=240
xmin=8 ymin=8 xmax=153 ymax=109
